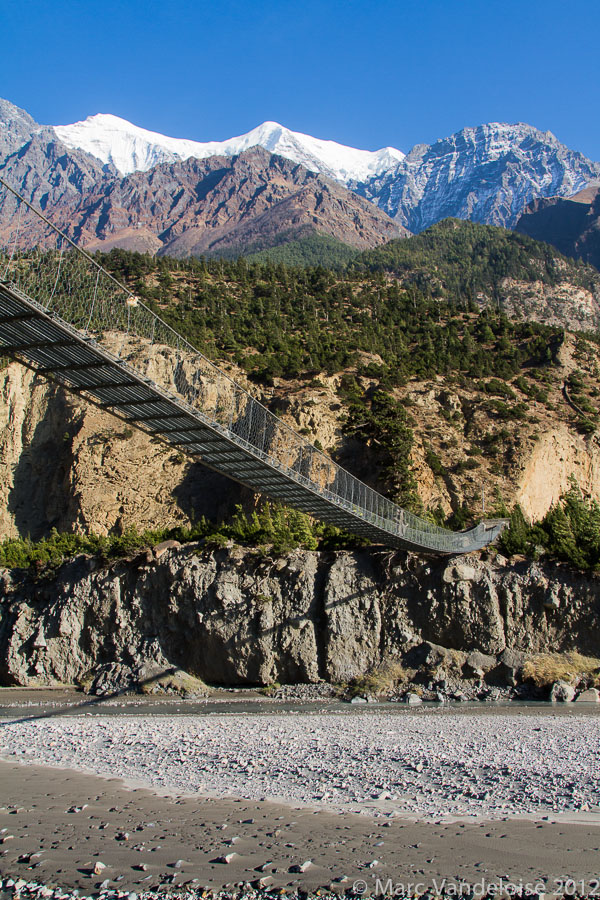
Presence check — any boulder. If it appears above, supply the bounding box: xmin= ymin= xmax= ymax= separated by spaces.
xmin=575 ymin=687 xmax=600 ymax=703
xmin=455 ymin=563 xmax=479 ymax=583
xmin=403 ymin=692 xmax=422 ymax=706
xmin=493 ymin=648 xmax=527 ymax=686
xmin=463 ymin=650 xmax=496 ymax=679
xmin=153 ymin=539 xmax=181 ymax=559
xmin=550 ymin=680 xmax=576 ymax=702
xmin=405 ymin=641 xmax=454 ymax=670
xmin=442 ymin=562 xmax=480 ymax=584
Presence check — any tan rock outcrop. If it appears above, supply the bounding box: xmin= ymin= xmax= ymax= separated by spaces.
xmin=0 ymin=362 xmax=242 ymax=540
xmin=516 ymin=424 xmax=600 ymax=521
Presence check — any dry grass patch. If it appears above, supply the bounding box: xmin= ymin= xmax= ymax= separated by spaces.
xmin=348 ymin=661 xmax=413 ymax=698
xmin=140 ymin=669 xmax=209 ymax=697
xmin=521 ymin=652 xmax=600 ymax=688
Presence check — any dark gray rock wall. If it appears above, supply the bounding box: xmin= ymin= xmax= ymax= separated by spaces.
xmin=0 ymin=546 xmax=598 ymax=689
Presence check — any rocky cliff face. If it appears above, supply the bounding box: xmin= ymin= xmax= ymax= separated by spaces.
xmin=0 ymin=544 xmax=597 ymax=689
xmin=355 ymin=123 xmax=600 ymax=232
xmin=516 ymin=185 xmax=600 ymax=271
xmin=0 ymin=363 xmax=245 ymax=541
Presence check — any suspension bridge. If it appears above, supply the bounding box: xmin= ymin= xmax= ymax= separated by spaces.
xmin=0 ymin=178 xmax=505 ymax=554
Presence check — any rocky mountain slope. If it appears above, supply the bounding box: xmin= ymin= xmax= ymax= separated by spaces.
xmin=1 ymin=543 xmax=598 ymax=690
xmin=0 ymin=101 xmax=405 ymax=256
xmin=358 ymin=218 xmax=600 ymax=332
xmin=0 ymin=100 xmax=113 ymax=245
xmin=355 ymin=123 xmax=600 ymax=232
xmin=516 ymin=185 xmax=600 ymax=271
xmin=65 ymin=148 xmax=407 ymax=256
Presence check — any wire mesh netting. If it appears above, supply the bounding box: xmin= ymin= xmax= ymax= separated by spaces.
xmin=0 ymin=178 xmax=503 ymax=553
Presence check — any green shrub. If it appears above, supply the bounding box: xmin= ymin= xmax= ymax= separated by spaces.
xmin=425 ymin=446 xmax=446 ymax=476
xmin=479 ymin=378 xmax=516 ymax=400
xmin=499 ymin=480 xmax=600 ymax=570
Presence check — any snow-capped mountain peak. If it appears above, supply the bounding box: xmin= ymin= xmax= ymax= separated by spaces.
xmin=53 ymin=114 xmax=404 ymax=184
xmin=358 ymin=121 xmax=600 ymax=231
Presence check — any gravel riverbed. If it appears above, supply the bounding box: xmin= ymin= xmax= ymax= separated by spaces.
xmin=1 ymin=708 xmax=599 ymax=819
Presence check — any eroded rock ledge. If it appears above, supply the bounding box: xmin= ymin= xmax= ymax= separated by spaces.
xmin=0 ymin=545 xmax=598 ymax=691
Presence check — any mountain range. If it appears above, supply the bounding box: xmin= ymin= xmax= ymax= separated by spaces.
xmin=1 ymin=97 xmax=600 ymax=259
xmin=53 ymin=108 xmax=600 ymax=230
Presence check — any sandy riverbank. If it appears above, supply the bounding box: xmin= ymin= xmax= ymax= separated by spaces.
xmin=0 ymin=705 xmax=599 ymax=895
xmin=1 ymin=761 xmax=600 ymax=896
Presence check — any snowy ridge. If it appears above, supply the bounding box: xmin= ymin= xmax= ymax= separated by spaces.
xmin=54 ymin=114 xmax=404 ymax=184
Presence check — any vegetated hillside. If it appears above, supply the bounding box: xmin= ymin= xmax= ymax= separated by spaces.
xmin=78 ymin=248 xmax=600 ymax=527
xmin=355 ymin=219 xmax=600 ymax=331
xmin=96 ymin=247 xmax=564 ymax=383
xmin=515 ymin=186 xmax=600 ymax=272
xmin=238 ymin=231 xmax=359 ymax=268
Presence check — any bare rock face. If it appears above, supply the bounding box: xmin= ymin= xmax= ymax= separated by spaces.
xmin=515 ymin=423 xmax=600 ymax=521
xmin=0 ymin=99 xmax=43 ymax=156
xmin=0 ymin=547 xmax=598 ymax=689
xmin=516 ymin=186 xmax=600 ymax=271
xmin=0 ymin=364 xmax=243 ymax=540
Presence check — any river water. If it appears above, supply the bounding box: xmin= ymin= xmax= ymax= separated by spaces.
xmin=1 ymin=687 xmax=600 ymax=719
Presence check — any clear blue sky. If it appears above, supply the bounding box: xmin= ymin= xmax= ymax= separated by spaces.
xmin=2 ymin=0 xmax=598 ymax=159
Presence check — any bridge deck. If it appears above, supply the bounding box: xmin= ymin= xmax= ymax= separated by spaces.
xmin=0 ymin=279 xmax=504 ymax=553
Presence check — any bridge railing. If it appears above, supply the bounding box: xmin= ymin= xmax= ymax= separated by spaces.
xmin=0 ymin=178 xmax=493 ymax=553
